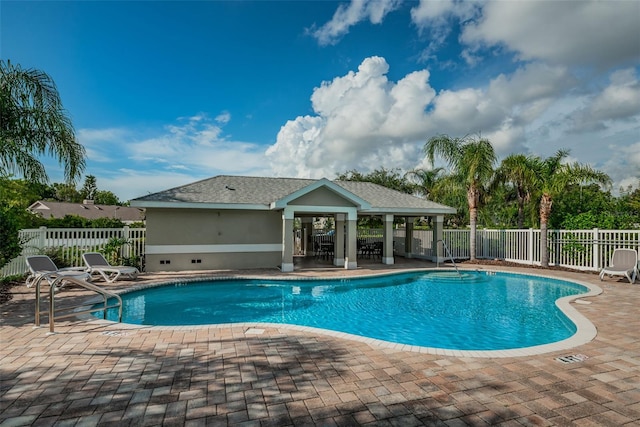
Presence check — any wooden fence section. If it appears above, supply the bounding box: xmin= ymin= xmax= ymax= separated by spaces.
xmin=3 ymin=227 xmax=639 ymax=278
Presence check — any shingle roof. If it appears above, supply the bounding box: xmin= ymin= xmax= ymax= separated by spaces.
xmin=131 ymin=175 xmax=455 ymax=214
xmin=133 ymin=176 xmax=316 ymax=205
xmin=28 ymin=201 xmax=145 ymax=222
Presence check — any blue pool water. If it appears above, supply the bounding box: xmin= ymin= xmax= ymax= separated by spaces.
xmin=97 ymin=271 xmax=588 ymax=350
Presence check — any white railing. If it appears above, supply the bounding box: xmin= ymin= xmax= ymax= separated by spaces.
xmin=3 ymin=227 xmax=639 ymax=278
xmin=401 ymin=228 xmax=640 ymax=272
xmin=1 ymin=226 xmax=146 ymax=278
xmin=311 ymin=229 xmax=385 ymax=255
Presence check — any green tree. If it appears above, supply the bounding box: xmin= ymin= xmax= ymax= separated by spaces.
xmin=551 ymin=183 xmax=616 ymax=229
xmin=429 ymin=174 xmax=468 ymax=228
xmin=531 ymin=150 xmax=611 ymax=267
xmin=0 ymin=60 xmax=85 ymax=184
xmin=0 ymin=177 xmax=45 ymax=229
xmin=615 ymin=182 xmax=640 ymax=229
xmin=0 ymin=61 xmax=86 ymax=268
xmin=0 ymin=207 xmax=24 ymax=267
xmin=424 ymin=134 xmax=496 ymax=261
xmin=479 ymin=183 xmax=520 ymax=228
xmin=0 ymin=179 xmax=42 ymax=266
xmin=81 ymin=174 xmax=98 ymax=200
xmin=492 ymin=154 xmax=538 ymax=229
xmin=337 ymin=167 xmax=415 ymax=227
xmin=94 ymin=190 xmax=121 ymax=205
xmin=404 ymin=167 xmax=445 ymax=199
xmin=336 ymin=167 xmax=415 ymax=194
xmin=51 ymin=182 xmax=82 ymax=202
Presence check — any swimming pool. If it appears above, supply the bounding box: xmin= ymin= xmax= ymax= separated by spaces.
xmin=96 ymin=270 xmax=596 ymax=352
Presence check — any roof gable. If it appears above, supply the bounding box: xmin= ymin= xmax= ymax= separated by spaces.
xmin=271 ymin=178 xmax=370 ymax=210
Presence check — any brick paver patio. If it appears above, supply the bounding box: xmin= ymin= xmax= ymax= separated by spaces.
xmin=1 ymin=259 xmax=638 ymax=426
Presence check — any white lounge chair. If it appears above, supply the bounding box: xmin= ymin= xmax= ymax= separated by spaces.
xmin=599 ymin=248 xmax=638 ymax=284
xmin=25 ymin=255 xmax=91 ymax=288
xmin=83 ymin=252 xmax=139 ymax=283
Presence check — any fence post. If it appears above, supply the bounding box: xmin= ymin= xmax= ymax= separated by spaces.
xmin=593 ymin=228 xmax=599 ymax=271
xmin=528 ymin=228 xmax=534 ymax=265
xmin=482 ymin=228 xmax=488 ymax=259
xmin=38 ymin=226 xmax=47 ymax=249
xmin=122 ymin=226 xmax=131 ymax=259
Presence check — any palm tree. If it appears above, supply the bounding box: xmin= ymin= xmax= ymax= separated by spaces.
xmin=531 ymin=149 xmax=611 ymax=267
xmin=404 ymin=167 xmax=444 ymax=199
xmin=0 ymin=60 xmax=85 ymax=184
xmin=492 ymin=154 xmax=538 ymax=228
xmin=424 ymin=134 xmax=496 ymax=261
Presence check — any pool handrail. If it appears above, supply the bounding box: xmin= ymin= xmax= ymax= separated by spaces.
xmin=32 ymin=273 xmax=123 ymax=333
xmin=436 ymin=239 xmax=461 ymax=277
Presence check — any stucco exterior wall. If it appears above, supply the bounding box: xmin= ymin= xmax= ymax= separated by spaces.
xmin=289 ymin=187 xmax=357 ymax=207
xmin=144 ymin=208 xmax=282 ymax=271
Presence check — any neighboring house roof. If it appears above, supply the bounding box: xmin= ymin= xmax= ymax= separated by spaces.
xmin=28 ymin=201 xmax=145 ymax=223
xmin=131 ymin=175 xmax=456 ymax=216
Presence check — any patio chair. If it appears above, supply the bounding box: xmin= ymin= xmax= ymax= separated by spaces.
xmin=83 ymin=252 xmax=139 ymax=283
xmin=599 ymin=248 xmax=638 ymax=284
xmin=25 ymin=255 xmax=91 ymax=288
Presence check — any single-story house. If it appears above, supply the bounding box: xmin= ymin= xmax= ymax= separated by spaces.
xmin=28 ymin=200 xmax=145 ymax=224
xmin=130 ymin=175 xmax=456 ymax=272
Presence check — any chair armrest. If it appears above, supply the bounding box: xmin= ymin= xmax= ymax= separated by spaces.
xmin=59 ymin=266 xmax=89 ymax=272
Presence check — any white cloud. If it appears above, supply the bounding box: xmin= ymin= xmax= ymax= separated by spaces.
xmin=488 ymin=63 xmax=574 ymax=107
xmin=310 ymin=0 xmax=401 ymax=46
xmin=600 ymin=141 xmax=640 ymax=193
xmin=215 ymin=111 xmax=231 ymax=124
xmin=76 ymin=115 xmax=271 ymax=200
xmin=77 ymin=127 xmax=130 ymax=163
xmin=267 ymin=55 xmax=549 ymax=176
xmin=266 ymin=57 xmax=435 ymax=178
xmin=266 ymin=50 xmax=639 ymax=193
xmin=410 ymin=0 xmax=479 ymax=63
xmin=125 ymin=116 xmax=267 ymax=173
xmin=101 ymin=169 xmax=201 ymax=202
xmin=461 ymin=1 xmax=640 ymax=67
xmin=582 ymin=69 xmax=640 ymax=124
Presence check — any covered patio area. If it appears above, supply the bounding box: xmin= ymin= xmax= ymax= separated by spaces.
xmin=262 ymin=178 xmax=456 ymax=272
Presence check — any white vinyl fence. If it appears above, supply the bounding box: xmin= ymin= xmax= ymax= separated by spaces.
xmin=402 ymin=228 xmax=640 ymax=271
xmin=314 ymin=228 xmax=640 ymax=272
xmin=1 ymin=226 xmax=145 ymax=278
xmin=3 ymin=227 xmax=639 ymax=279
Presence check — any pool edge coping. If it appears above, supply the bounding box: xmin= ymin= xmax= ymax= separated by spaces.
xmin=77 ymin=267 xmax=603 ymax=359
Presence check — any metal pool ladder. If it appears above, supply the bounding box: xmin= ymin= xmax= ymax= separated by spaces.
xmin=436 ymin=239 xmax=462 ymax=277
xmin=32 ymin=274 xmax=123 ymax=333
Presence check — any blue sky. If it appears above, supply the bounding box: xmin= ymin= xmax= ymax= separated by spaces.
xmin=3 ymin=0 xmax=639 ymax=201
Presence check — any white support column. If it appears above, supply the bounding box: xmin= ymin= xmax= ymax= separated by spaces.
xmin=334 ymin=214 xmax=345 ymax=267
xmin=432 ymin=215 xmax=444 ymax=263
xmin=404 ymin=217 xmax=414 ymax=258
xmin=302 ymin=217 xmax=313 ymax=256
xmin=344 ymin=209 xmax=358 ymax=270
xmin=382 ymin=214 xmax=394 ymax=265
xmin=281 ymin=208 xmax=295 ymax=272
